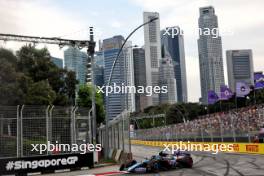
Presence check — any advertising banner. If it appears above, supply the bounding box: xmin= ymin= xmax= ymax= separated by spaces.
xmin=0 ymin=153 xmax=93 ymax=175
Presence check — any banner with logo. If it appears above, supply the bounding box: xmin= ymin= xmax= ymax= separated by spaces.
xmin=0 ymin=153 xmax=93 ymax=175
xmin=208 ymin=90 xmax=219 ymax=104
xmin=220 ymin=85 xmax=233 ymax=100
xmin=254 ymin=72 xmax=264 ymax=89
xmin=236 ymin=82 xmax=250 ymax=97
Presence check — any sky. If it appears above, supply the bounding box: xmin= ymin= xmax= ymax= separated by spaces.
xmin=0 ymin=0 xmax=263 ymax=102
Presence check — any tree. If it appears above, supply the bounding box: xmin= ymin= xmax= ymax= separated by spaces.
xmin=77 ymin=84 xmax=105 ymax=125
xmin=25 ymin=80 xmax=56 ymax=105
xmin=0 ymin=48 xmax=17 ymax=65
xmin=65 ymin=71 xmax=79 ymax=105
xmin=0 ymin=50 xmax=25 ymax=105
xmin=0 ymin=46 xmax=79 ymax=106
xmin=166 ymin=104 xmax=186 ymax=124
xmin=16 ymin=45 xmax=76 ymax=105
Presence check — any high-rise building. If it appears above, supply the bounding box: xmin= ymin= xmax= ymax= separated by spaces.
xmin=198 ymin=6 xmax=225 ymax=104
xmin=94 ymin=51 xmax=104 ymax=87
xmin=103 ymin=35 xmax=135 ymax=120
xmin=143 ymin=12 xmax=162 ymax=106
xmin=124 ymin=41 xmax=136 ymax=112
xmin=133 ymin=47 xmax=148 ymax=112
xmin=159 ymin=47 xmax=177 ymax=104
xmin=161 ymin=26 xmax=188 ymax=102
xmin=51 ymin=56 xmax=63 ymax=68
xmin=64 ymin=47 xmax=88 ymax=84
xmin=95 ymin=51 xmax=104 ymax=67
xmin=226 ymin=50 xmax=254 ymax=91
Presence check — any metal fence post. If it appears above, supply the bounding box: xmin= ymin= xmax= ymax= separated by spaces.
xmin=122 ymin=112 xmax=125 ymax=151
xmin=185 ymin=123 xmax=190 ymax=141
xmin=45 ymin=105 xmax=50 ymax=155
xmin=128 ymin=111 xmax=131 ymax=153
xmin=193 ymin=126 xmax=196 ymax=142
xmin=109 ymin=126 xmax=112 ymax=148
xmin=174 ymin=125 xmax=178 ymax=141
xmin=209 ymin=120 xmax=213 ymax=142
xmin=230 ymin=113 xmax=236 ymax=142
xmin=246 ymin=113 xmax=251 ymax=143
xmin=112 ymin=125 xmax=115 ymax=149
xmin=19 ymin=105 xmax=24 ymax=157
xmin=16 ymin=105 xmax=21 ymax=157
xmin=201 ymin=127 xmax=204 ymax=142
xmin=71 ymin=106 xmax=77 ymax=145
xmin=117 ymin=123 xmax=120 ymax=149
xmin=218 ymin=117 xmax=224 ymax=142
xmin=170 ymin=125 xmax=173 ymax=141
xmin=114 ymin=123 xmax=117 ymax=149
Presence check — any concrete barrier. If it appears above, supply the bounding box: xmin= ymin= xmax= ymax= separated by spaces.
xmin=114 ymin=149 xmax=123 ymax=162
xmin=108 ymin=148 xmax=114 ymax=159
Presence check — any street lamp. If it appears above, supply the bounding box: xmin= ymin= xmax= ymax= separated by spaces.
xmin=104 ymin=17 xmax=159 ymax=158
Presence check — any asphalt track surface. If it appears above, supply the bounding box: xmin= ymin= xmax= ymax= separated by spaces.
xmin=45 ymin=145 xmax=264 ymax=176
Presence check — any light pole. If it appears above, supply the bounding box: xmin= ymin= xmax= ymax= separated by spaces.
xmin=104 ymin=17 xmax=159 ymax=158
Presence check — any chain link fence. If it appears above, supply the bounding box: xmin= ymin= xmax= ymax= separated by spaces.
xmin=0 ymin=105 xmax=92 ymax=159
xmin=98 ymin=110 xmax=131 ymax=154
xmin=132 ymin=105 xmax=264 ymax=143
xmin=0 ymin=106 xmax=18 ymax=158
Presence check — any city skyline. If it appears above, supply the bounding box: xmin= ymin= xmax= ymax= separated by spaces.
xmin=0 ymin=0 xmax=263 ymax=102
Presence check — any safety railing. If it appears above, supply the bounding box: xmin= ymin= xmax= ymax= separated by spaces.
xmin=98 ymin=110 xmax=131 ymax=154
xmin=0 ymin=105 xmax=91 ymax=158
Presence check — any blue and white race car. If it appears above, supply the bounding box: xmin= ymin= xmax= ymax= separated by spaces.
xmin=120 ymin=151 xmax=193 ymax=174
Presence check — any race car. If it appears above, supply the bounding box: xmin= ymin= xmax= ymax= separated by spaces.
xmin=119 ymin=151 xmax=193 ymax=174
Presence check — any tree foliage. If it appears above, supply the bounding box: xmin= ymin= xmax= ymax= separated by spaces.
xmin=77 ymin=84 xmax=105 ymax=125
xmin=0 ymin=46 xmax=78 ymax=106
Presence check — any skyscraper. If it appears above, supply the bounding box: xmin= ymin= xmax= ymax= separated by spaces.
xmin=124 ymin=41 xmax=136 ymax=112
xmin=133 ymin=47 xmax=148 ymax=112
xmin=161 ymin=26 xmax=188 ymax=102
xmin=94 ymin=51 xmax=104 ymax=87
xmin=64 ymin=47 xmax=88 ymax=84
xmin=226 ymin=50 xmax=254 ymax=91
xmin=198 ymin=6 xmax=225 ymax=104
xmin=143 ymin=12 xmax=162 ymax=106
xmin=51 ymin=56 xmax=63 ymax=68
xmin=103 ymin=35 xmax=135 ymax=120
xmin=159 ymin=47 xmax=177 ymax=104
